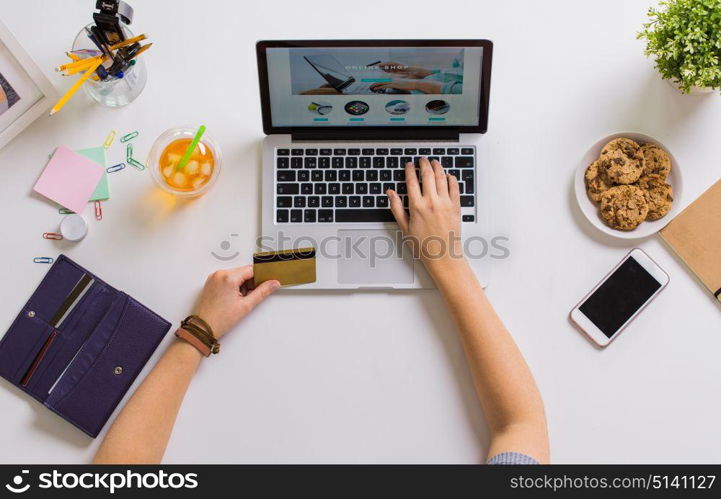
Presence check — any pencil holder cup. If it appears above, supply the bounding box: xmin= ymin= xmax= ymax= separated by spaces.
xmin=71 ymin=24 xmax=147 ymax=108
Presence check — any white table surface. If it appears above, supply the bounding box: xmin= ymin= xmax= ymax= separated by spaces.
xmin=1 ymin=0 xmax=720 ymax=464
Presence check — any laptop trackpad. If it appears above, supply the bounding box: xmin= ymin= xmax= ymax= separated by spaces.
xmin=337 ymin=229 xmax=414 ymax=285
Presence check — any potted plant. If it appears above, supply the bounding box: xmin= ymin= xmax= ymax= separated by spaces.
xmin=638 ymin=0 xmax=721 ymax=94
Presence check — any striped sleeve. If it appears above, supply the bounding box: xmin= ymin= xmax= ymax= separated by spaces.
xmin=487 ymin=452 xmax=539 ymax=465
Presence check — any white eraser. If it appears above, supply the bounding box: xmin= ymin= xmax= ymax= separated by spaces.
xmin=60 ymin=214 xmax=88 ymax=242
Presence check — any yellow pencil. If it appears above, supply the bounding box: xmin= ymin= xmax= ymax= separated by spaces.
xmin=109 ymin=33 xmax=147 ymax=51
xmin=62 ymin=60 xmax=105 ymax=76
xmin=59 ymin=62 xmax=102 ymax=77
xmin=66 ymin=52 xmax=81 ymax=61
xmin=50 ymin=58 xmax=104 ymax=115
xmin=56 ymin=57 xmax=97 ymax=72
xmin=55 ymin=56 xmax=102 ymax=73
xmin=130 ymin=43 xmax=153 ymax=59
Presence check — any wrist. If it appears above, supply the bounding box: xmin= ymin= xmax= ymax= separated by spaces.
xmin=424 ymin=256 xmax=471 ymax=286
xmin=191 ymin=310 xmax=225 ymax=339
xmin=417 ymin=232 xmax=465 ymax=276
xmin=175 ymin=315 xmax=221 ymax=357
xmin=171 ymin=338 xmax=204 ymax=363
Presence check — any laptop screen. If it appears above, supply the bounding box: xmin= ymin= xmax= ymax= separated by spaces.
xmin=261 ymin=43 xmax=488 ymax=130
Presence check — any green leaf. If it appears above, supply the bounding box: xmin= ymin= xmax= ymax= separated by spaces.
xmin=638 ymin=0 xmax=721 ymax=91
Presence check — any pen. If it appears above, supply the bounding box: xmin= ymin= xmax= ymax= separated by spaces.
xmin=85 ymin=29 xmax=109 ymax=61
xmin=130 ymin=43 xmax=153 ymax=59
xmin=367 ymin=60 xmax=382 ymax=66
xmin=121 ymin=42 xmax=141 ymax=59
xmin=95 ymin=65 xmax=109 ymax=80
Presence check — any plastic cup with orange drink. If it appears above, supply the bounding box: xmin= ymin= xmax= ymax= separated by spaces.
xmin=148 ymin=126 xmax=221 ymax=197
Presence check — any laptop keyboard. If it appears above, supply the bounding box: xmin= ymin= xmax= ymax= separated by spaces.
xmin=275 ymin=147 xmax=476 ymax=223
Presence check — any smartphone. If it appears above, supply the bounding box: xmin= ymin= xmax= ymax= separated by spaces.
xmin=570 ymin=248 xmax=669 ymax=347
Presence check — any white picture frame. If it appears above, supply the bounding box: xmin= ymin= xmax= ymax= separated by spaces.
xmin=0 ymin=19 xmax=57 ymax=150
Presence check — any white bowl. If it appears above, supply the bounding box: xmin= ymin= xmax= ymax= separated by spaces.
xmin=574 ymin=132 xmax=683 ymax=240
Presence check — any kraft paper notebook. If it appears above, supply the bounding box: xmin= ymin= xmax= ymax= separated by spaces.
xmin=660 ymin=179 xmax=721 ymax=303
xmin=0 ymin=255 xmax=171 ymax=437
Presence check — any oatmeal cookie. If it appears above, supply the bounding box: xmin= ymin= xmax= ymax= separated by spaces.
xmin=599 ymin=138 xmax=645 ymax=185
xmin=640 ymin=143 xmax=671 ymax=179
xmin=584 ymin=160 xmax=612 ymax=203
xmin=599 ymin=185 xmax=649 ymax=230
xmin=638 ymin=174 xmax=673 ymax=221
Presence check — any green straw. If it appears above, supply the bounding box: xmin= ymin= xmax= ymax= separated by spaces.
xmin=175 ymin=125 xmax=206 ymax=171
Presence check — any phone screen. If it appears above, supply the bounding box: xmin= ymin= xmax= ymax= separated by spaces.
xmin=579 ymin=256 xmax=662 ymax=338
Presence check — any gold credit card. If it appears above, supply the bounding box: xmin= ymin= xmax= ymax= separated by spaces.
xmin=253 ymin=247 xmax=316 ymax=287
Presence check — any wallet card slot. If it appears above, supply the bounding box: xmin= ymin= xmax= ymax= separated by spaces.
xmin=0 ymin=313 xmax=54 ymax=386
xmin=53 ymin=282 xmax=106 ymax=340
xmin=0 ymin=277 xmax=105 ymax=394
xmin=46 ymin=294 xmax=169 ymax=437
xmin=22 ymin=332 xmax=66 ymax=395
xmin=51 ymin=274 xmax=94 ymax=328
xmin=45 ymin=293 xmax=129 ymax=404
xmin=23 ymin=257 xmax=91 ymax=325
xmin=20 ymin=331 xmax=57 ymax=386
xmin=29 ymin=285 xmax=117 ymax=398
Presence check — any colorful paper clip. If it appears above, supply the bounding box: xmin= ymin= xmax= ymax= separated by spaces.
xmin=120 ymin=131 xmax=139 ymax=143
xmin=42 ymin=232 xmax=63 ymax=240
xmin=58 ymin=208 xmax=74 ymax=215
xmin=103 ymin=130 xmax=116 ymax=149
xmin=126 ymin=143 xmax=133 ymax=161
xmin=94 ymin=200 xmax=103 ymax=221
xmin=128 ymin=158 xmax=146 ymax=171
xmin=106 ymin=163 xmax=126 ymax=173
xmin=33 ymin=257 xmax=54 ymax=264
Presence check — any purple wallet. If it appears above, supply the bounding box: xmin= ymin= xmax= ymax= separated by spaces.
xmin=0 ymin=255 xmax=170 ymax=437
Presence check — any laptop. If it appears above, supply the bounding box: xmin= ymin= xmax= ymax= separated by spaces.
xmin=256 ymin=40 xmax=493 ymax=290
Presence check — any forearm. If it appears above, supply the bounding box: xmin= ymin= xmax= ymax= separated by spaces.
xmin=430 ymin=259 xmax=548 ymax=460
xmin=93 ymin=340 xmax=202 ymax=464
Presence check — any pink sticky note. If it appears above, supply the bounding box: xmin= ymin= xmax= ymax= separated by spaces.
xmin=33 ymin=146 xmax=105 ymax=213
